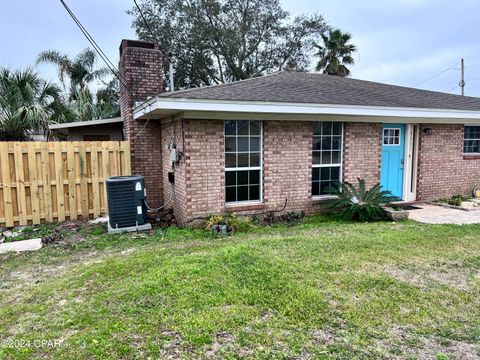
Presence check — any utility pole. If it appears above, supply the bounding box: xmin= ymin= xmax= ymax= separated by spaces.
xmin=168 ymin=52 xmax=176 ymax=92
xmin=460 ymin=58 xmax=465 ymax=96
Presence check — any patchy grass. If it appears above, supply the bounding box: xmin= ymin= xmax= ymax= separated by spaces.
xmin=0 ymin=216 xmax=480 ymax=359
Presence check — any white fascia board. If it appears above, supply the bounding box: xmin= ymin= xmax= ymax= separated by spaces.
xmin=49 ymin=117 xmax=123 ymax=130
xmin=133 ymin=97 xmax=480 ymax=121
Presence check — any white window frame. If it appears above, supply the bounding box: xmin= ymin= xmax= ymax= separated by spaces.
xmin=312 ymin=122 xmax=344 ymax=199
xmin=463 ymin=125 xmax=480 ymax=155
xmin=382 ymin=128 xmax=401 ymax=146
xmin=224 ymin=120 xmax=263 ymax=205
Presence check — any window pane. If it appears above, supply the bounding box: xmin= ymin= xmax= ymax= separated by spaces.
xmin=313 ymin=137 xmax=321 ymax=151
xmin=320 ymin=181 xmax=330 ymax=195
xmin=238 ymin=137 xmax=249 ymax=152
xmin=331 ymin=167 xmax=340 ymax=181
xmin=225 ymin=121 xmax=236 ymax=135
xmin=249 ymin=185 xmax=260 ymax=201
xmin=321 ymin=137 xmax=332 ymax=150
xmin=321 ymin=151 xmax=332 ymax=164
xmin=312 ymin=168 xmax=320 ymax=181
xmin=238 ymin=153 xmax=249 ymax=167
xmin=225 ymin=153 xmax=236 ymax=168
xmin=332 ymin=136 xmax=342 ymax=151
xmin=250 ymin=153 xmax=260 ymax=167
xmin=312 ymin=152 xmax=320 ymax=165
xmin=225 ymin=137 xmax=236 ymax=152
xmin=331 ymin=151 xmax=341 ymax=164
xmin=333 ymin=122 xmax=342 ymax=135
xmin=312 ymin=181 xmax=320 ymax=196
xmin=250 ymin=121 xmax=261 ymax=135
xmin=250 ymin=170 xmax=260 ymax=185
xmin=313 ymin=122 xmax=322 ymax=135
xmin=237 ymin=121 xmax=249 ymax=135
xmin=323 ymin=122 xmax=333 ymax=135
xmin=226 ymin=187 xmax=236 ymax=202
xmin=320 ymin=167 xmax=330 ymax=181
xmin=237 ymin=186 xmax=249 ymax=201
xmin=226 ymin=171 xmax=236 ymax=186
xmin=237 ymin=170 xmax=248 ymax=185
xmin=250 ymin=137 xmax=260 ymax=151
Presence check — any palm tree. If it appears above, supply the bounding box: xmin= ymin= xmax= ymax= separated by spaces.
xmin=0 ymin=68 xmax=74 ymax=140
xmin=36 ymin=48 xmax=109 ymax=99
xmin=314 ymin=29 xmax=357 ymax=77
xmin=67 ymin=87 xmax=120 ymax=122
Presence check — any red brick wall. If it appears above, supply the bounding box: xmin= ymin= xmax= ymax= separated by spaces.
xmin=263 ymin=121 xmax=313 ymax=213
xmin=119 ymin=40 xmax=164 ymax=206
xmin=343 ymin=122 xmax=382 ymax=187
xmin=168 ymin=119 xmax=386 ymax=223
xmin=161 ymin=117 xmax=188 ymax=223
xmin=418 ymin=124 xmax=480 ymax=200
xmin=184 ymin=120 xmax=225 ymax=219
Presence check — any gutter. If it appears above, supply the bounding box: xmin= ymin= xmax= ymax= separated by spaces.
xmin=133 ymin=97 xmax=480 ymax=121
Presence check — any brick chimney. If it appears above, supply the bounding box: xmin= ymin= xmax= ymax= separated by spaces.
xmin=119 ymin=39 xmax=164 ymax=206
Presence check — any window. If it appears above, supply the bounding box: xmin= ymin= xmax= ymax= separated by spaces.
xmin=383 ymin=128 xmax=400 ymax=145
xmin=225 ymin=120 xmax=262 ymax=203
xmin=312 ymin=122 xmax=343 ymax=196
xmin=464 ymin=126 xmax=480 ymax=153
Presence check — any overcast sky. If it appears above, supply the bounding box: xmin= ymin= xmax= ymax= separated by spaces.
xmin=1 ymin=0 xmax=479 ymax=96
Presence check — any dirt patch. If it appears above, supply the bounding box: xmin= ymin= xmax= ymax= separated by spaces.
xmin=311 ymin=328 xmax=336 ymax=346
xmin=381 ymin=260 xmax=478 ymax=291
xmin=382 ymin=326 xmax=480 ymax=360
xmin=156 ymin=330 xmax=183 ymax=359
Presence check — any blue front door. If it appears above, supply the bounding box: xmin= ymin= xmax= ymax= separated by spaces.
xmin=381 ymin=124 xmax=405 ymax=199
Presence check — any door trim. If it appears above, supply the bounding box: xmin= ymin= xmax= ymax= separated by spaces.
xmin=403 ymin=124 xmax=419 ymax=202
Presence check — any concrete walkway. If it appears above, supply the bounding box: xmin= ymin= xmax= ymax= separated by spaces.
xmin=408 ymin=203 xmax=480 ymax=225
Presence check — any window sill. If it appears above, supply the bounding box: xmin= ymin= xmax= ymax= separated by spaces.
xmin=225 ymin=202 xmax=265 ymax=212
xmin=312 ymin=195 xmax=338 ymax=205
xmin=463 ymin=154 xmax=480 ymax=160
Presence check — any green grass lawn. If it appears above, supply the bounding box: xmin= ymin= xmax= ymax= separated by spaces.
xmin=1 ymin=216 xmax=479 ymax=359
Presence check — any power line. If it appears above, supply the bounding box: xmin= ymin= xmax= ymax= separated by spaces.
xmin=413 ymin=61 xmax=459 ymax=88
xmin=58 ymin=0 xmax=158 ymax=138
xmin=58 ymin=0 xmax=128 ymax=91
xmin=446 ymin=85 xmax=458 ymax=93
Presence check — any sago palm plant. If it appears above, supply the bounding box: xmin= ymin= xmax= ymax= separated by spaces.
xmin=326 ymin=179 xmax=398 ymax=221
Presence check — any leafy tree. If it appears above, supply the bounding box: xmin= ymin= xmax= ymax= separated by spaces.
xmin=95 ymin=78 xmax=120 ymax=118
xmin=314 ymin=29 xmax=356 ymax=77
xmin=0 ymin=68 xmax=74 ymax=140
xmin=36 ymin=48 xmax=110 ymax=99
xmin=129 ymin=0 xmax=329 ymax=88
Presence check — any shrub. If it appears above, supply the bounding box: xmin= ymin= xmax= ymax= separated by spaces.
xmin=326 ymin=179 xmax=398 ymax=221
xmin=226 ymin=214 xmax=253 ymax=232
xmin=448 ymin=194 xmax=464 ymax=207
xmin=203 ymin=214 xmax=253 ymax=233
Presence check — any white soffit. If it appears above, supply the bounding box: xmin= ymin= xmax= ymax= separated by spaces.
xmin=133 ymin=98 xmax=480 ymax=123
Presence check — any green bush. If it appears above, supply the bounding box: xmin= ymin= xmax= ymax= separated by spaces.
xmin=326 ymin=179 xmax=398 ymax=221
xmin=203 ymin=214 xmax=254 ymax=233
xmin=448 ymin=194 xmax=464 ymax=207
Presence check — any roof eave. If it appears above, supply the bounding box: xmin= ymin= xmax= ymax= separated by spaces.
xmin=49 ymin=117 xmax=123 ymax=130
xmin=133 ymin=97 xmax=480 ymax=122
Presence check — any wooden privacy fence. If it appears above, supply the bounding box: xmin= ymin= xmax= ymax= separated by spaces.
xmin=0 ymin=141 xmax=131 ymax=227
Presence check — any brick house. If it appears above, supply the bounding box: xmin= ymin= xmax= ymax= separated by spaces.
xmin=119 ymin=39 xmax=480 ymax=224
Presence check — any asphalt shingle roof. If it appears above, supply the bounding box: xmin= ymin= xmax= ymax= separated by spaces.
xmin=160 ymin=71 xmax=480 ymax=111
